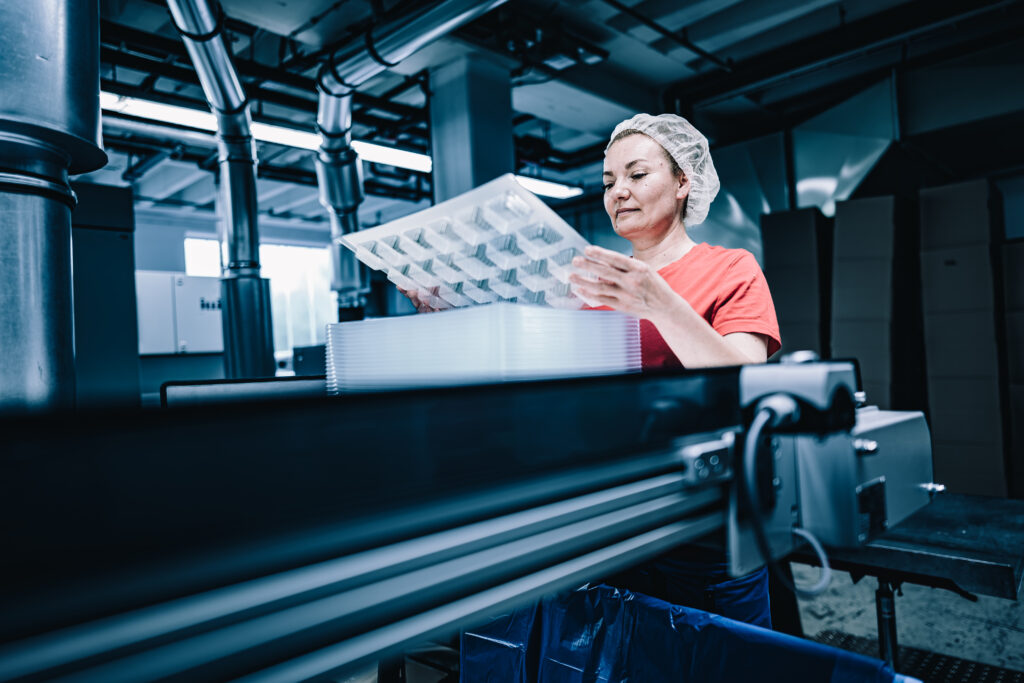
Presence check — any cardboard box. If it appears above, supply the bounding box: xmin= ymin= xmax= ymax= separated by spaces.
xmin=923 ymin=310 xmax=1000 ymax=378
xmin=919 ymin=180 xmax=993 ymax=250
xmin=834 ymin=196 xmax=895 ymax=260
xmin=1006 ymin=311 xmax=1024 ymax=384
xmin=839 ymin=342 xmax=892 ymax=388
xmin=777 ymin=321 xmax=822 ymax=358
xmin=926 ymin=377 xmax=1004 ymax=444
xmin=1003 ymin=242 xmax=1024 ymax=311
xmin=931 ymin=441 xmax=1008 ymax=498
xmin=862 ymin=380 xmax=891 ymax=410
xmin=832 ymin=320 xmax=892 ymax=387
xmin=832 ymin=319 xmax=891 ymax=348
xmin=761 ymin=209 xmax=824 ymax=268
xmin=1011 ymin=383 xmax=1024 ymax=498
xmin=832 ymin=258 xmax=894 ymax=320
xmin=766 ymin=265 xmax=821 ymax=324
xmin=920 ymin=246 xmax=995 ymax=314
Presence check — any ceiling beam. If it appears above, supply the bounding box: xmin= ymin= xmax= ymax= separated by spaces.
xmin=666 ymin=0 xmax=1024 ymax=108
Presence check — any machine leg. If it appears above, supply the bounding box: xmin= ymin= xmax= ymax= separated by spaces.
xmin=378 ymin=657 xmax=405 ymax=682
xmin=769 ymin=560 xmax=804 ymax=637
xmin=875 ymin=579 xmax=899 ymax=670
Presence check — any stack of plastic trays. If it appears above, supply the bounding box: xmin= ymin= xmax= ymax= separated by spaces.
xmin=339 ymin=174 xmax=591 ymax=310
xmin=326 ymin=304 xmax=641 ymax=393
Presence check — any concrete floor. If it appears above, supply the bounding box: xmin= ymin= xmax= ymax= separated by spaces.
xmin=794 ymin=563 xmax=1024 ymax=673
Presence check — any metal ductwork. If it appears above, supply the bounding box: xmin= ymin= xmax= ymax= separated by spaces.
xmin=0 ymin=1 xmax=107 ymax=412
xmin=167 ymin=0 xmax=275 ymax=378
xmin=316 ymin=0 xmax=508 ymax=317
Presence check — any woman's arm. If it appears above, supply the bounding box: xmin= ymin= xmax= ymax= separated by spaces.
xmin=569 ymin=246 xmax=768 ymax=368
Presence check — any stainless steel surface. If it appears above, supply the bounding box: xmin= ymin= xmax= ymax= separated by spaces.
xmin=168 ymin=0 xmax=274 ymax=377
xmin=796 ymin=408 xmax=933 ymax=548
xmin=370 ymin=0 xmax=508 ymax=73
xmin=0 ymin=0 xmax=106 ymax=411
xmin=165 ymin=0 xmax=219 ymax=36
xmin=0 ymin=0 xmax=106 ymax=174
xmin=320 ymin=0 xmax=509 ymax=95
xmin=221 ymin=275 xmax=276 ymax=378
xmin=316 ymin=148 xmax=363 ymax=212
xmin=315 ymin=146 xmax=368 ymax=299
xmin=181 ymin=39 xmax=248 ymax=113
xmin=218 ymin=116 xmax=261 ymax=271
xmin=316 ymin=90 xmax=352 ymax=145
xmin=853 ymin=409 xmax=933 ymax=533
xmin=315 ymin=0 xmax=508 ymax=300
xmin=168 ymin=0 xmax=246 ymax=113
xmin=0 ymin=182 xmax=76 ymax=412
xmin=163 ymin=378 xmax=327 ymax=406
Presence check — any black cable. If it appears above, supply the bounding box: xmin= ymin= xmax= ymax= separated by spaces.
xmin=743 ymin=397 xmax=832 ymax=599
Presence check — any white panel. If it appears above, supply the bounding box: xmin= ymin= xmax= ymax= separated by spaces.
xmin=135 ymin=271 xmax=177 ymax=355
xmin=173 ymin=275 xmax=224 ymax=353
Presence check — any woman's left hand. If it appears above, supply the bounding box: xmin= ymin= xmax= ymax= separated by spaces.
xmin=569 ymin=245 xmax=683 ymax=322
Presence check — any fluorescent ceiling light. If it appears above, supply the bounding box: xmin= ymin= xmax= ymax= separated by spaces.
xmin=99 ymin=92 xmax=584 ymax=198
xmin=101 ymin=92 xmax=217 ymax=132
xmin=514 ymin=175 xmax=584 ymax=199
xmin=99 ymin=92 xmax=432 ymax=173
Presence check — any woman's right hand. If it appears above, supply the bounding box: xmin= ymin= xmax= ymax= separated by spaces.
xmin=397 ymin=287 xmax=443 ymax=313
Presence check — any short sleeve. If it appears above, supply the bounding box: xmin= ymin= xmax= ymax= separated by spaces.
xmin=710 ymin=252 xmax=782 ymax=358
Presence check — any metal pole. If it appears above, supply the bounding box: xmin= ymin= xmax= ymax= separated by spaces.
xmin=0 ymin=0 xmax=107 ymax=412
xmin=168 ymin=0 xmax=276 ymax=378
xmin=875 ymin=578 xmax=900 ymax=670
xmin=315 ymin=0 xmax=509 ymax=318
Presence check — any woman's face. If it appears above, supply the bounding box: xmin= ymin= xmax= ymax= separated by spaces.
xmin=602 ymin=134 xmax=689 ymax=241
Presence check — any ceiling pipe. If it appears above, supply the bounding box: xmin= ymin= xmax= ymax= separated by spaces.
xmin=0 ymin=0 xmax=107 ymax=412
xmin=316 ymin=0 xmax=508 ymax=318
xmin=167 ymin=0 xmax=276 ymax=378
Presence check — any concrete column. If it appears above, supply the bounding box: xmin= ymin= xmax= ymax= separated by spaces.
xmin=429 ymin=56 xmax=515 ymax=202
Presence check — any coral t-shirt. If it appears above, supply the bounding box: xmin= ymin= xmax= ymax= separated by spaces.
xmin=593 ymin=242 xmax=781 ymax=369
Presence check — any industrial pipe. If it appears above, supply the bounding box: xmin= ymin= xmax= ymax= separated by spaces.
xmin=167 ymin=0 xmax=276 ymax=378
xmin=0 ymin=0 xmax=107 ymax=412
xmin=316 ymin=0 xmax=508 ymax=316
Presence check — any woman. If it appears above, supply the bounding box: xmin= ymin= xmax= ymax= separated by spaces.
xmin=405 ymin=113 xmax=781 ymax=627
xmin=571 ymin=112 xmax=779 ymax=369
xmin=574 ymin=112 xmax=781 ymax=628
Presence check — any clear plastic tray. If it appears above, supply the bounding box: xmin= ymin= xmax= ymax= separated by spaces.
xmin=340 ymin=174 xmax=591 ymax=310
xmin=326 ymin=303 xmax=641 ymax=393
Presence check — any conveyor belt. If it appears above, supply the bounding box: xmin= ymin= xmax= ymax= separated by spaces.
xmin=0 ymin=369 xmax=741 ymax=680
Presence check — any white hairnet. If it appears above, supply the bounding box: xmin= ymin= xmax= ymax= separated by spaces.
xmin=606 ymin=113 xmax=720 ymax=226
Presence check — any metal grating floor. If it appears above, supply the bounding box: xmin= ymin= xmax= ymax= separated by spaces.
xmin=814 ymin=630 xmax=1024 ymax=683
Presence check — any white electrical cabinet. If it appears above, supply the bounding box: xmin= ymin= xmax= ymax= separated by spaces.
xmin=173 ymin=274 xmax=224 ymax=353
xmin=136 ymin=271 xmax=177 ymax=355
xmin=135 ymin=271 xmax=224 ymax=355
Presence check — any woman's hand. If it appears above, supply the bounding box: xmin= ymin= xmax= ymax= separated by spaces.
xmin=569 ymin=245 xmax=687 ymax=323
xmin=397 ymin=287 xmax=443 ymax=314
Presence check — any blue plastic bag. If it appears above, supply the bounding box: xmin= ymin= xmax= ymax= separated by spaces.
xmin=461 ymin=601 xmax=538 ymax=682
xmin=462 ymin=584 xmax=898 ymax=683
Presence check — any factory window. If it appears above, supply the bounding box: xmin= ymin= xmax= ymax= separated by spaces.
xmin=184 ymin=237 xmax=221 ymax=277
xmin=184 ymin=238 xmax=334 ymax=351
